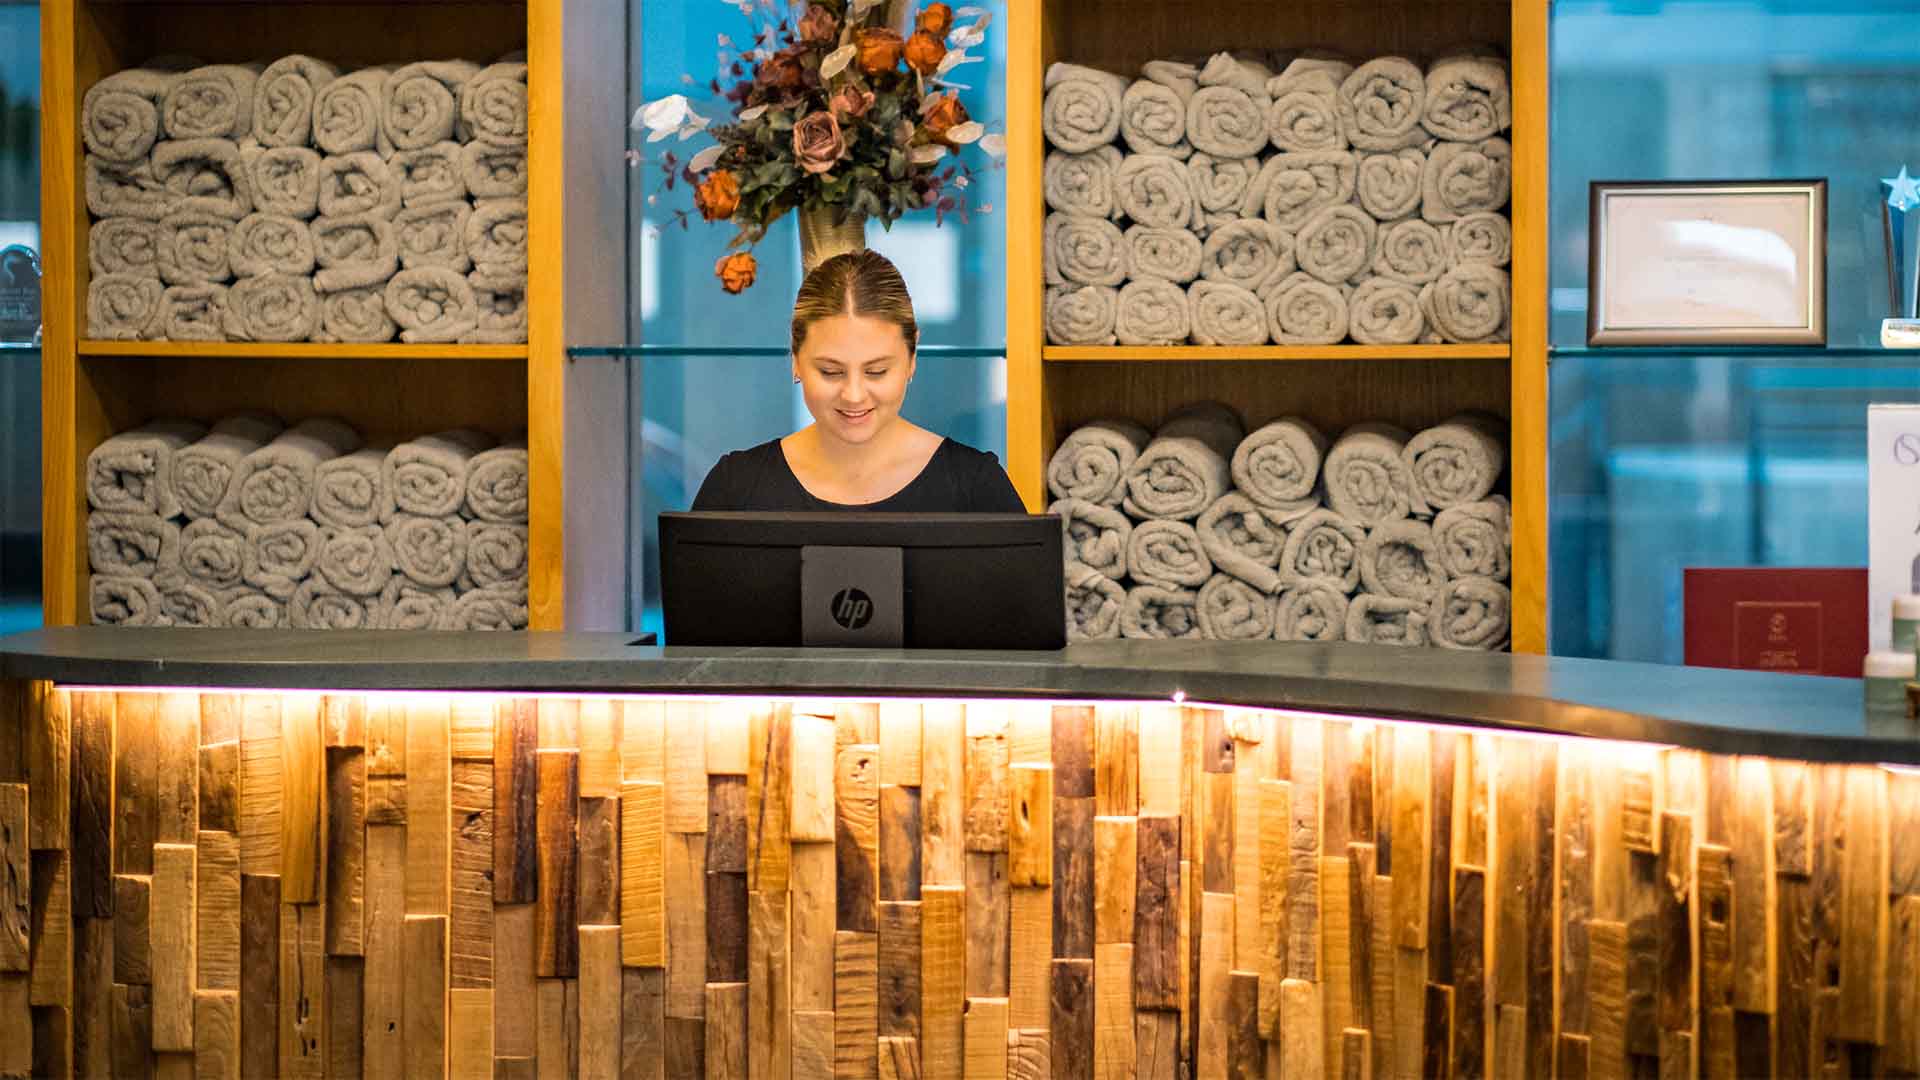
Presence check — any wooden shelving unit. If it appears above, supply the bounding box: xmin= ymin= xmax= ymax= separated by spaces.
xmin=1005 ymin=0 xmax=1550 ymax=652
xmin=40 ymin=0 xmax=627 ymax=630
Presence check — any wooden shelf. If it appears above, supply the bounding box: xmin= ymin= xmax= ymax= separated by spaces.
xmin=1044 ymin=344 xmax=1513 ymax=363
xmin=78 ymin=341 xmax=530 ymax=361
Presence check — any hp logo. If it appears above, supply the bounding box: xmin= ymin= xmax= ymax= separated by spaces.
xmin=831 ymin=588 xmax=874 ymax=630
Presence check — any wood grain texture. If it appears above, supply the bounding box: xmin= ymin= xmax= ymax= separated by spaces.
xmin=923 ymin=885 xmax=966 ymax=1080
xmin=407 ymin=699 xmax=453 ymax=916
xmin=921 ymin=706 xmax=967 ymax=887
xmin=879 ymin=901 xmax=922 ymax=1040
xmin=1888 ymin=895 xmax=1920 ymax=1077
xmin=447 ymin=988 xmax=493 ymax=1080
xmin=30 ymin=690 xmax=70 ymax=850
xmin=494 ymin=903 xmax=538 ymax=1060
xmin=967 ymin=853 xmax=1011 ymax=999
xmin=622 ymin=966 xmax=665 ymax=1080
xmin=109 ymin=983 xmax=151 ymax=1080
xmin=1197 ymin=892 xmax=1232 ymax=1078
xmin=579 ymin=796 xmax=620 ymax=928
xmin=749 ymin=888 xmax=792 ymax=1080
xmin=791 ymin=841 xmax=836 ymax=1014
xmin=664 ymin=703 xmax=707 ymax=835
xmin=1320 ymin=856 xmax=1354 ymax=1076
xmin=71 ymin=692 xmax=115 ymax=919
xmin=1256 ymin=781 xmax=1288 ymax=1038
xmin=1094 ymin=944 xmax=1134 ymax=1080
xmin=323 ymin=748 xmax=366 ymax=957
xmin=622 ymin=782 xmax=665 ymax=968
xmin=1134 ymin=1011 xmax=1176 ymax=1079
xmin=1836 ymin=765 xmax=1887 ymax=1045
xmin=1052 ymin=706 xmax=1094 ymax=800
xmin=538 ymin=698 xmax=580 ymax=751
xmin=150 ymin=844 xmax=195 ymax=1053
xmin=280 ymin=695 xmax=324 ymax=904
xmin=536 ymin=750 xmax=580 ymax=978
xmin=279 ymin=901 xmax=326 ymax=1078
xmin=705 ymin=983 xmax=747 ymax=1079
xmin=0 ymin=972 xmax=28 ymax=1078
xmin=838 ymin=745 xmax=881 ymax=933
xmin=1451 ymin=864 xmax=1485 ymax=1080
xmin=664 ymin=833 xmax=707 ymax=1019
xmin=72 ymin=916 xmax=110 ymax=1079
xmin=1655 ymin=813 xmax=1693 ymax=1040
xmin=1010 ymin=767 xmax=1053 ymax=889
xmin=706 ymin=870 xmax=748 ymax=984
xmin=1009 ymin=886 xmax=1052 ymax=1032
xmin=451 ymin=760 xmax=494 ymax=987
xmin=748 ymin=704 xmax=793 ymax=897
xmin=577 ymin=926 xmax=621 ymax=1080
xmin=115 ymin=693 xmax=158 ymax=878
xmin=238 ymin=696 xmax=282 ymax=881
xmin=1094 ymin=817 xmax=1136 ymax=948
xmin=192 ymin=991 xmax=239 ymax=1080
xmin=494 ymin=699 xmax=539 ymax=904
xmin=536 ymin=978 xmax=575 ymax=1080
xmin=326 ymin=957 xmax=363 ymax=1079
xmin=239 ymin=874 xmax=280 ymax=1080
xmin=1134 ymin=815 xmax=1179 ymax=1012
xmin=707 ymin=777 xmax=748 ymax=875
xmin=578 ymin=699 xmax=620 ymax=800
xmin=835 ymin=932 xmax=879 ymax=1080
xmin=1053 ymin=798 xmax=1095 ymax=962
xmin=966 ymin=997 xmax=1010 ymax=1080
xmin=363 ymin=825 xmax=405 ymax=1076
xmin=881 ymin=702 xmax=925 ymax=787
xmin=966 ymin=721 xmax=1010 ymax=854
xmin=1280 ymin=977 xmax=1323 ymax=1080
xmin=792 ymin=1009 xmax=834 ymax=1078
xmin=881 ymin=785 xmax=924 ymax=902
xmin=1095 ymin=706 xmax=1138 ymax=819
xmin=790 ymin=714 xmax=836 ymax=846
xmin=0 ymin=786 xmax=33 ymax=974
xmin=1050 ymin=959 xmax=1093 ymax=1080
xmin=28 ymin=850 xmax=70 ymax=1010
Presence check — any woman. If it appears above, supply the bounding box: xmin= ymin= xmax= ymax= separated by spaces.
xmin=692 ymin=249 xmax=1027 ymax=513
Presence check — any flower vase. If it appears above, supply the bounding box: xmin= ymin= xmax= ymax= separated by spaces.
xmin=798 ymin=205 xmax=868 ymax=273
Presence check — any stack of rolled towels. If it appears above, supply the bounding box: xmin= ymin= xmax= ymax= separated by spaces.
xmin=83 ymin=52 xmax=529 ymax=344
xmin=1051 ymin=402 xmax=1511 ymax=649
xmin=1042 ymin=50 xmax=1512 ymax=347
xmin=86 ymin=414 xmax=531 ymax=630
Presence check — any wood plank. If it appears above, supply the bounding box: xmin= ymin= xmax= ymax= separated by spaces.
xmin=664 ymin=833 xmax=707 ymax=1019
xmin=621 ymin=966 xmax=665 ymax=1080
xmin=1888 ymin=896 xmax=1920 ymax=1077
xmin=1094 ymin=818 xmax=1136 ymax=946
xmin=1696 ymin=845 xmax=1733 ymax=1075
xmin=619 ymin=700 xmax=664 ymax=785
xmin=365 ymin=699 xmax=404 ymax=779
xmin=835 ymin=932 xmax=879 ymax=1080
xmin=494 ymin=699 xmax=539 ymax=904
xmin=448 ymin=988 xmax=493 ymax=1080
xmin=1197 ymin=892 xmax=1232 ymax=1079
xmin=1731 ymin=758 xmax=1775 ymax=1016
xmin=1134 ymin=1012 xmax=1176 ymax=1079
xmin=577 ymin=926 xmax=621 ymax=1080
xmin=1557 ymin=1034 xmax=1590 ymax=1080
xmin=535 ymin=978 xmax=574 ymax=1080
xmin=192 ymin=991 xmax=239 ymax=1080
xmin=578 ymin=699 xmax=620 ymax=800
xmin=1010 ymin=768 xmax=1053 ymax=889
xmin=1525 ymin=744 xmax=1558 ymax=1080
xmin=921 ymin=706 xmax=967 ymax=887
xmin=838 ymin=745 xmax=881 ymax=933
xmin=1050 ymin=959 xmax=1093 ymax=1080
xmin=1391 ymin=726 xmax=1430 ymax=953
xmin=537 ymin=698 xmax=579 ymax=750
xmin=1136 ymin=707 xmax=1180 ymax=821
xmin=790 ymin=715 xmax=836 ymax=846
xmin=1286 ymin=752 xmax=1319 ymax=982
xmin=924 ymin=885 xmax=967 ymax=1080
xmin=1009 ymin=887 xmax=1052 ymax=1031
xmin=1491 ymin=1005 xmax=1524 ymax=1079
xmin=494 ymin=904 xmax=539 ymax=1060
xmin=1233 ymin=746 xmax=1262 ymax=977
xmin=536 ymin=750 xmax=580 ymax=978
xmin=0 ymin=973 xmax=28 ymax=1078
xmin=408 ymin=699 xmax=453 ymax=916
xmin=705 ymin=983 xmax=747 ymax=1079
xmin=1655 ymin=813 xmax=1693 ymax=1039
xmin=184 ymin=837 xmax=238 ymax=1000
xmin=706 ymin=702 xmax=751 ymax=777
xmin=748 ymin=888 xmax=792 ymax=1080
xmin=1426 ymin=733 xmax=1457 ymax=987
xmin=622 ymin=783 xmax=665 ymax=968
xmin=198 ymin=741 xmax=239 ymax=839
xmin=880 ymin=1034 xmax=922 ymax=1080
xmin=880 ymin=901 xmax=923 ymax=1040
xmin=1199 ymin=711 xmax=1233 ymax=775
xmin=1394 ymin=940 xmax=1427 ymax=1080
xmin=238 ymin=695 xmax=283 ymax=881
xmin=706 ymin=871 xmax=748 ymax=984
xmin=1624 ymin=851 xmax=1659 ymax=1060
xmin=280 ymin=695 xmax=325 ymax=904
xmin=29 ymin=690 xmax=70 ymax=850
xmin=324 ymin=748 xmax=366 ymax=957
xmin=1587 ymin=919 xmax=1628 ymax=1080
xmin=664 ymin=1019 xmax=704 ymax=1078
xmin=1053 ymin=799 xmax=1095 ymax=961
xmin=445 ymin=696 xmax=489 ymax=762
xmin=1134 ymin=816 xmax=1178 ymax=1012
xmin=149 ymin=845 xmax=194 ymax=1053
xmin=1321 ymin=856 xmax=1354 ymax=1077
xmin=1369 ymin=877 xmax=1395 ymax=1080
xmin=32 ymin=1004 xmax=70 ymax=1080
xmin=70 ymin=692 xmax=115 ymax=919
xmin=965 ymin=997 xmax=1010 ymax=1080
xmin=452 ymin=760 xmax=495 ymax=987
xmin=967 ymin=854 xmax=1011 ymax=998
xmin=1422 ymin=983 xmax=1452 ymax=1080
xmin=1493 ymin=738 xmax=1533 ymax=1008
xmin=579 ymin=796 xmax=620 ymax=928
xmin=110 ymin=874 xmax=151 ymax=995
xmin=364 ymin=825 xmax=406 ymax=1076
xmin=663 ymin=703 xmax=707 ymax=835
xmin=239 ymin=875 xmax=280 ymax=1079
xmin=708 ymin=777 xmax=748 ymax=873
xmin=279 ymin=900 xmax=326 ymax=1079
xmin=1891 ymin=771 xmax=1920 ymax=897
xmin=965 ymin=722 xmax=1010 ymax=854
xmin=792 ymin=842 xmax=837 ymax=1014
xmin=791 ymin=1010 xmax=834 ymax=1079
xmin=115 ymin=693 xmax=159 ymax=877
xmin=72 ymin=917 xmax=110 ymax=1080
xmin=1200 ymin=771 xmax=1232 ymax=898
xmin=1558 ymin=754 xmax=1593 ymax=1037
xmin=325 ymin=957 xmax=363 ymax=1080
xmin=319 ymin=695 xmax=362 ymax=750
xmin=1620 ymin=755 xmax=1656 ymax=857
xmin=1280 ymin=978 xmax=1322 ymax=1080
xmin=28 ymin=849 xmax=70 ymax=1006
xmin=748 ymin=704 xmax=793 ymax=897
xmin=110 ymin=983 xmax=153 ymax=1080
xmin=881 ymin=703 xmax=924 ymax=787
xmin=1094 ymin=945 xmax=1134 ymax=1080
xmin=1051 ymin=706 xmax=1094 ymax=800
xmin=1094 ymin=706 xmax=1137 ymax=820
xmin=1451 ymin=865 xmax=1485 ymax=1080
xmin=1836 ymin=765 xmax=1887 ymax=1045
xmin=0 ymin=683 xmax=23 ymax=784
xmin=1256 ymin=781 xmax=1288 ymax=1038
xmin=882 ymin=786 xmax=924 ymax=902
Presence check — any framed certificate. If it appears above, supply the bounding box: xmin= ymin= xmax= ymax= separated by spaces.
xmin=1587 ymin=179 xmax=1827 ymax=346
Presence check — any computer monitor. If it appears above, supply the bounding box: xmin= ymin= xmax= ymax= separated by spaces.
xmin=659 ymin=511 xmax=1066 ymax=649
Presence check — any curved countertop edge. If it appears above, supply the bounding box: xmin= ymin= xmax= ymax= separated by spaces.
xmin=0 ymin=627 xmax=1910 ymax=767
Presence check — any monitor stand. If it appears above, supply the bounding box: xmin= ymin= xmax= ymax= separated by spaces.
xmin=800 ymin=545 xmax=906 ymax=647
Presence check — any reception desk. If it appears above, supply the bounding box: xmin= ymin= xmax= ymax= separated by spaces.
xmin=0 ymin=630 xmax=1913 ymax=1079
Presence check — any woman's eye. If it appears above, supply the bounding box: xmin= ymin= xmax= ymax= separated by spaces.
xmin=866 ymin=370 xmax=887 ymax=379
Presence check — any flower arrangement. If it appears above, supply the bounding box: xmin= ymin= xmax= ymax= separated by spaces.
xmin=633 ymin=0 xmax=1005 ymax=293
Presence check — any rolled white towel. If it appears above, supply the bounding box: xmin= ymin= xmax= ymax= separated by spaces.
xmin=151 ymin=139 xmax=253 ymax=220
xmin=242 ymin=519 xmax=322 ymax=599
xmin=1187 ymin=154 xmax=1261 ymax=220
xmin=1347 ymin=277 xmax=1426 ymax=345
xmin=1232 ymin=416 xmax=1326 ymax=514
xmin=384 ymin=60 xmax=481 ymax=150
xmin=1044 ymin=284 xmax=1118 ymax=346
xmin=386 ymin=428 xmax=497 ymax=517
xmin=1197 ymin=573 xmax=1277 ymax=640
xmin=462 ymin=141 xmax=528 ymax=199
xmin=466 ymin=198 xmax=528 ymax=273
xmin=153 ymin=572 xmax=223 ymax=628
xmin=224 ymin=273 xmax=320 ymax=343
xmin=291 ymin=577 xmax=377 ymax=629
xmin=1429 ymin=575 xmax=1511 ymax=651
xmin=1122 ymin=402 xmax=1243 ymax=521
xmin=379 ymin=578 xmax=456 ymax=631
xmin=245 ymin=146 xmax=322 ymax=220
xmin=1372 ymin=218 xmax=1448 ymax=285
xmin=1433 ymin=496 xmax=1511 ymax=582
xmin=179 ymin=518 xmax=247 ymax=591
xmin=1050 ymin=498 xmax=1131 ymax=581
xmin=1241 ymin=150 xmax=1357 ymax=231
xmin=251 ymin=55 xmax=340 ymax=148
xmin=1421 ymin=265 xmax=1511 ymax=344
xmin=1044 ymin=146 xmax=1123 ymax=219
xmin=90 ymin=218 xmax=162 ymax=278
xmin=461 ymin=61 xmax=529 ymax=147
xmin=317 ymin=524 xmax=395 ymax=597
xmin=441 ymin=587 xmax=530 ymax=631
xmin=218 ymin=416 xmax=362 ymax=528
xmin=1296 ymin=203 xmax=1377 ymax=285
xmin=1044 ymin=213 xmax=1129 ymax=287
xmin=222 ymin=587 xmax=286 ymax=628
xmin=1337 ymin=57 xmax=1426 ymax=151
xmin=464 ymin=521 xmax=529 ymax=592
xmin=1121 ymin=583 xmax=1204 ymax=640
xmin=91 ymin=574 xmax=169 ymax=626
xmin=395 ymin=201 xmax=473 ymax=272
xmin=1422 ymin=55 xmax=1511 ymax=143
xmin=1200 ymin=219 xmax=1294 ymax=294
xmin=1114 ymin=154 xmax=1195 ymax=231
xmin=1114 ymin=279 xmax=1191 ymax=346
xmin=85 ymin=156 xmax=171 ymax=221
xmin=1188 ymin=280 xmax=1268 ymax=346
xmin=1346 ymin=594 xmax=1429 ymax=646
xmin=387 ymin=514 xmax=468 ymax=588
xmin=1125 ymin=225 xmax=1203 ymax=284
xmin=1323 ymin=423 xmax=1418 ymax=527
xmin=311 ymin=213 xmax=400 ymax=293
xmin=1265 ymin=66 xmax=1346 ymax=153
xmin=161 ymin=64 xmax=260 ymax=140
xmin=465 ymin=267 xmax=528 ymax=342
xmin=1275 ymin=578 xmax=1350 ymax=642
xmin=156 ymin=211 xmax=236 ymax=285
xmin=1187 ymin=52 xmax=1271 ymax=159
xmin=1194 ymin=493 xmax=1288 ymax=594
xmin=392 ymin=142 xmax=470 ymax=208
xmin=316 ymin=285 xmax=396 ymax=344
xmin=158 ymin=284 xmax=230 ymax=341
xmin=83 ymin=68 xmax=175 ymax=163
xmin=313 ymin=66 xmax=392 ymax=155
xmin=1065 ymin=562 xmax=1126 ymax=641
xmin=1278 ymin=508 xmax=1364 ymax=592
xmin=1355 ymin=148 xmax=1426 ymax=221
xmin=1120 ymin=65 xmax=1194 ymax=159
xmin=1448 ymin=211 xmax=1512 ymax=268
xmin=1422 ymin=138 xmax=1512 ymax=224
xmin=87 ymin=419 xmax=205 ymax=518
xmin=318 ymin=152 xmax=401 ymax=219
xmin=229 ymin=213 xmax=317 ymax=278
xmin=1042 ymin=63 xmax=1128 ymax=153
xmin=1264 ymin=271 xmax=1348 ymax=345
xmin=1126 ymin=519 xmax=1214 ymax=588
xmin=312 ymin=444 xmax=392 ymax=529
xmin=464 ymin=437 xmax=529 ymax=523
xmin=1047 ymin=419 xmax=1149 ymax=507
xmin=87 ymin=274 xmax=165 ymax=340
xmin=1360 ymin=520 xmax=1450 ymax=603
xmin=1404 ymin=412 xmax=1506 ymax=512
xmin=87 ymin=511 xmax=181 ymax=579
xmin=173 ymin=412 xmax=285 ymax=520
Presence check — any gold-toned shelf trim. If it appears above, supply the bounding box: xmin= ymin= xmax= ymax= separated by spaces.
xmin=78 ymin=340 xmax=530 ymax=361
xmin=1043 ymin=344 xmax=1512 ymax=363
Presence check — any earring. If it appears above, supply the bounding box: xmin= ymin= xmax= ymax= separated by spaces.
xmin=792 ymin=376 xmax=800 ymax=384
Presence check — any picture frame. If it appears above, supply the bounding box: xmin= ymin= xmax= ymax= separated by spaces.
xmin=1587 ymin=179 xmax=1827 ymax=346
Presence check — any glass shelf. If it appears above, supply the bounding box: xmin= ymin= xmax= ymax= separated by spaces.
xmin=570 ymin=344 xmax=1007 ymax=360
xmin=1552 ymin=345 xmax=1920 ymax=364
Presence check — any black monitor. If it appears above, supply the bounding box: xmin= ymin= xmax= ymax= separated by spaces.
xmin=659 ymin=511 xmax=1065 ymax=649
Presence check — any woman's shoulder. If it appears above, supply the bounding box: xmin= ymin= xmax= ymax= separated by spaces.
xmin=930 ymin=438 xmax=1027 ymax=512
xmin=692 ymin=439 xmax=789 ymax=511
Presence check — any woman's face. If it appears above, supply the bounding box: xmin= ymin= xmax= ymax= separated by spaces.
xmin=793 ymin=313 xmax=916 ymax=447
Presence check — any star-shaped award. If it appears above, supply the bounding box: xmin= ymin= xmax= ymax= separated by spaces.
xmin=1886 ymin=166 xmax=1920 ymax=212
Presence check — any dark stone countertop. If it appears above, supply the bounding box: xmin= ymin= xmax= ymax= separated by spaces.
xmin=0 ymin=627 xmax=1908 ymax=766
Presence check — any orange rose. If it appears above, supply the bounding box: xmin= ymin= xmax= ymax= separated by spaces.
xmin=855 ymin=28 xmax=905 ymax=76
xmin=792 ymin=111 xmax=846 ymax=175
xmin=797 ymin=3 xmax=838 ymax=45
xmin=904 ymin=30 xmax=946 ymax=76
xmin=693 ymin=170 xmax=740 ymax=222
xmin=831 ymin=84 xmax=875 ymax=119
xmin=915 ymin=3 xmax=953 ymax=37
xmin=922 ymin=92 xmax=969 ymax=144
xmin=715 ymin=251 xmax=757 ymax=293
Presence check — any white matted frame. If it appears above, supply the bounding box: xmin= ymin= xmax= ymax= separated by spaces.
xmin=1587 ymin=179 xmax=1827 ymax=346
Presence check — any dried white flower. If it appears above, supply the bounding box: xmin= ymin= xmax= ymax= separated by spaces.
xmin=820 ymin=43 xmax=858 ymax=81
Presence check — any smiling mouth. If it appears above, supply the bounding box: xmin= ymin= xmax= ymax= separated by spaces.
xmin=839 ymin=408 xmax=874 ymax=421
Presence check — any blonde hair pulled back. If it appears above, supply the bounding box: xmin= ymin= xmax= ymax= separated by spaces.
xmin=789 ymin=249 xmax=919 ymax=357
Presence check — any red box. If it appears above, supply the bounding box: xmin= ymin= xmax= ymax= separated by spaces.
xmin=1683 ymin=567 xmax=1868 ymax=678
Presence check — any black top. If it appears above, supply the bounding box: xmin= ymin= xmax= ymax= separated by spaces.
xmin=691 ymin=437 xmax=1027 ymax=513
